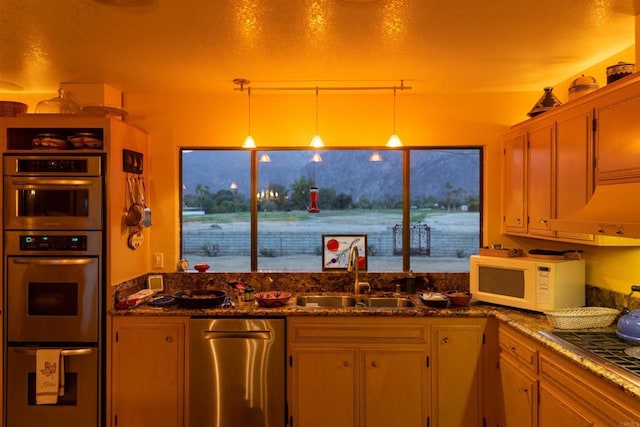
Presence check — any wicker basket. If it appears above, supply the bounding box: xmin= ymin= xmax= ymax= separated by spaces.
xmin=544 ymin=307 xmax=620 ymax=330
xmin=0 ymin=101 xmax=28 ymax=117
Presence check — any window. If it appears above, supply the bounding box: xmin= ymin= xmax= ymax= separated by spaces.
xmin=181 ymin=148 xmax=481 ymax=272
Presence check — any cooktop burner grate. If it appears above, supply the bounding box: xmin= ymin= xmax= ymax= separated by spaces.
xmin=543 ymin=331 xmax=640 ymax=381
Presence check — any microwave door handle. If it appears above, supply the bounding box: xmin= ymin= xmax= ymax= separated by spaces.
xmin=12 ymin=258 xmax=95 ymax=266
xmin=14 ymin=348 xmax=94 ymax=357
xmin=9 ymin=178 xmax=95 ymax=187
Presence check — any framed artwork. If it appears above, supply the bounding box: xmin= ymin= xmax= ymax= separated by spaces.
xmin=322 ymin=234 xmax=367 ymax=270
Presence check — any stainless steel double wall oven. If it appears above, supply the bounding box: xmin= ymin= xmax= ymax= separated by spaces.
xmin=3 ymin=154 xmax=105 ymax=427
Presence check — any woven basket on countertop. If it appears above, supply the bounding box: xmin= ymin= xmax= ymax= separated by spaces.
xmin=544 ymin=307 xmax=620 ymax=330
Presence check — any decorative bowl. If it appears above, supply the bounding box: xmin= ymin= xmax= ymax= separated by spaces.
xmin=446 ymin=291 xmax=473 ymax=307
xmin=255 ymin=291 xmax=292 ymax=308
xmin=419 ymin=292 xmax=449 ymax=308
xmin=194 ymin=263 xmax=210 ymax=272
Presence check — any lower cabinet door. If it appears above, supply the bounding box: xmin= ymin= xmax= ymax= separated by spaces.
xmin=291 ymin=349 xmax=357 ymax=427
xmin=539 ymin=383 xmax=594 ymax=427
xmin=363 ymin=350 xmax=427 ymax=427
xmin=431 ymin=324 xmax=484 ymax=427
xmin=499 ymin=356 xmax=537 ymax=427
xmin=111 ymin=317 xmax=186 ymax=427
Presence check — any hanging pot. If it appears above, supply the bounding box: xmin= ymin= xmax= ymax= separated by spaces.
xmin=125 ymin=176 xmax=145 ymax=227
xmin=136 ymin=176 xmax=152 ymax=227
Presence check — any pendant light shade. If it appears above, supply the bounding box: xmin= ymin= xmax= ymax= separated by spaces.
xmin=242 ymin=87 xmax=256 ymax=148
xmin=310 ymin=87 xmax=324 ymax=148
xmin=385 ymin=87 xmax=403 ymax=148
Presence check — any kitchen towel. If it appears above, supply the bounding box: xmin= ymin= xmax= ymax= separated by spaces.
xmin=35 ymin=349 xmax=64 ymax=404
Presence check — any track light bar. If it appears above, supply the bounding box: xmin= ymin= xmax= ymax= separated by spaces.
xmin=233 ymin=78 xmax=412 ymax=92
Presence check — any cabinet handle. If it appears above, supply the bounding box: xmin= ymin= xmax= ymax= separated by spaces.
xmin=514 ymin=218 xmax=521 ymax=223
xmin=518 ymin=387 xmax=528 ymax=394
xmin=165 ymin=336 xmax=173 ymax=343
xmin=509 ymin=345 xmax=516 ymax=352
xmin=343 ymin=361 xmax=350 ymax=368
xmin=371 ymin=361 xmax=377 ymax=368
xmin=539 ymin=219 xmax=548 ymax=224
xmin=441 ymin=337 xmax=450 ymax=344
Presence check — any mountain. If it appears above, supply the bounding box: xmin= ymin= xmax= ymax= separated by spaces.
xmin=181 ymin=149 xmax=479 ymax=201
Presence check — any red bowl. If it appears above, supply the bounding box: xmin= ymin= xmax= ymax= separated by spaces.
xmin=194 ymin=263 xmax=210 ymax=272
xmin=446 ymin=291 xmax=472 ymax=306
xmin=255 ymin=291 xmax=292 ymax=308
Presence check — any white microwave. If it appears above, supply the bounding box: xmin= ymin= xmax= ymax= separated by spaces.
xmin=469 ymin=255 xmax=585 ymax=312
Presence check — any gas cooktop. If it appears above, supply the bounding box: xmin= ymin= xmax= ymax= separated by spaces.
xmin=539 ymin=331 xmax=640 ymax=387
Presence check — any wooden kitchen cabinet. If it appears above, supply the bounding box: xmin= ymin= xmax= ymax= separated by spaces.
xmin=111 ymin=316 xmax=187 ymax=427
xmin=290 ymin=348 xmax=358 ymax=427
xmin=527 ymin=122 xmax=555 ymax=237
xmin=496 ymin=322 xmax=640 ymax=427
xmin=288 ymin=317 xmax=491 ymax=427
xmin=595 ymin=86 xmax=640 ymax=184
xmin=497 ymin=323 xmax=539 ymax=427
xmin=502 ymin=130 xmax=527 ymax=234
xmin=429 ymin=319 xmax=486 ymax=427
xmin=539 ymin=348 xmax=640 ymax=427
xmin=287 ymin=317 xmax=428 ymax=427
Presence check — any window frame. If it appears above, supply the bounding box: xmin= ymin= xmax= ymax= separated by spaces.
xmin=179 ymin=146 xmax=483 ymax=272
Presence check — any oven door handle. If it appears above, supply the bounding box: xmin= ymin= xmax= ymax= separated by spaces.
xmin=9 ymin=178 xmax=96 ymax=187
xmin=14 ymin=348 xmax=94 ymax=357
xmin=12 ymin=258 xmax=95 ymax=266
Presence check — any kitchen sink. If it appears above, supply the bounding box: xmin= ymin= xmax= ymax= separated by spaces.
xmin=366 ymin=297 xmax=416 ymax=308
xmin=296 ymin=295 xmax=358 ymax=308
xmin=295 ymin=295 xmax=415 ymax=308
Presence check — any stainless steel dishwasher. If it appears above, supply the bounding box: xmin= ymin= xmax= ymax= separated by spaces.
xmin=190 ymin=318 xmax=285 ymax=427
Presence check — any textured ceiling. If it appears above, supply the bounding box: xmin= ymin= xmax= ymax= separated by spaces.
xmin=0 ymin=0 xmax=637 ymax=95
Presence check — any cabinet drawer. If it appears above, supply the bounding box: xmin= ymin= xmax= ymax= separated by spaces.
xmin=288 ymin=317 xmax=427 ymax=345
xmin=498 ymin=324 xmax=538 ymax=373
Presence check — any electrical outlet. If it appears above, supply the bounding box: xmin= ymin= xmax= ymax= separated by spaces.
xmin=153 ymin=253 xmax=164 ymax=269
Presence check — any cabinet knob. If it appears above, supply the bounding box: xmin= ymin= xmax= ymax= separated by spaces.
xmin=539 ymin=219 xmax=548 ymax=224
xmin=509 ymin=345 xmax=516 ymax=352
xmin=518 ymin=387 xmax=528 ymax=394
xmin=441 ymin=337 xmax=450 ymax=344
xmin=371 ymin=361 xmax=377 ymax=368
xmin=165 ymin=336 xmax=173 ymax=343
xmin=343 ymin=361 xmax=350 ymax=368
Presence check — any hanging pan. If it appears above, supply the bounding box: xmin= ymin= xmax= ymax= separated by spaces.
xmin=125 ymin=176 xmax=145 ymax=227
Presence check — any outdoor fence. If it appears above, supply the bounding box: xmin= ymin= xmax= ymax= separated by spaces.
xmin=183 ymin=227 xmax=479 ymax=259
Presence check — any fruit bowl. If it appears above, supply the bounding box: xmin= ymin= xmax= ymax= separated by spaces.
xmin=446 ymin=291 xmax=473 ymax=307
xmin=255 ymin=291 xmax=292 ymax=308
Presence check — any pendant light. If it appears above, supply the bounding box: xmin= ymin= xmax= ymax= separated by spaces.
xmin=385 ymin=87 xmax=403 ymax=148
xmin=242 ymin=87 xmax=256 ymax=148
xmin=310 ymin=87 xmax=324 ymax=148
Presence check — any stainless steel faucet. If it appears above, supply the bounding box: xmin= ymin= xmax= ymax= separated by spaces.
xmin=348 ymin=246 xmax=370 ymax=295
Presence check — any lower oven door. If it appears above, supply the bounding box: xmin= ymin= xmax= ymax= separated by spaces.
xmin=6 ymin=346 xmax=99 ymax=427
xmin=6 ymin=256 xmax=100 ymax=342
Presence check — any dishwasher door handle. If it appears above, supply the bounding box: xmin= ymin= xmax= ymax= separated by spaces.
xmin=203 ymin=330 xmax=271 ymax=340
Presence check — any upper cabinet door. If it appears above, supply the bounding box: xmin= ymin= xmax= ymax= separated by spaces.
xmin=555 ymin=109 xmax=594 ymax=219
xmin=596 ymin=94 xmax=640 ymax=183
xmin=503 ymin=132 xmax=527 ymax=234
xmin=527 ymin=124 xmax=555 ymax=237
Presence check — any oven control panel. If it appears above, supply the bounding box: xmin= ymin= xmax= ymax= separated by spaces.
xmin=20 ymin=235 xmax=88 ymax=251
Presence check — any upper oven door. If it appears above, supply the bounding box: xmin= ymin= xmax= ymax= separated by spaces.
xmin=3 ymin=176 xmax=103 ymax=230
xmin=6 ymin=255 xmax=100 ymax=342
